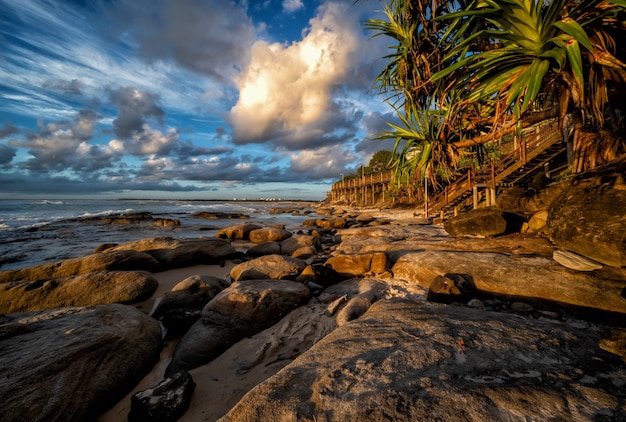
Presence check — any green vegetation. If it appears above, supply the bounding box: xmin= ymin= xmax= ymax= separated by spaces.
xmin=339 ymin=149 xmax=399 ymax=181
xmin=362 ymin=0 xmax=626 ymax=197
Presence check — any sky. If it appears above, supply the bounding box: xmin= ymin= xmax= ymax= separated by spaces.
xmin=0 ymin=0 xmax=396 ymax=200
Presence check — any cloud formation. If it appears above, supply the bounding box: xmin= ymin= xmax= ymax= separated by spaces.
xmin=0 ymin=0 xmax=390 ymax=199
xmin=230 ymin=1 xmax=368 ymax=148
xmin=106 ymin=0 xmax=255 ymax=82
xmin=283 ymin=0 xmax=304 ymax=13
xmin=109 ymin=87 xmax=165 ymax=139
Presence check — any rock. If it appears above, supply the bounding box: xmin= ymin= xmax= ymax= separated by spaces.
xmin=230 ymin=255 xmax=307 ymax=281
xmin=192 ymin=211 xmax=249 ymax=219
xmin=466 ymin=298 xmax=485 ymax=309
xmin=249 ymin=227 xmax=292 ymax=243
xmin=392 ymin=250 xmax=626 ymax=314
xmin=105 ymin=237 xmax=236 ymax=269
xmin=166 ymin=280 xmax=310 ymax=375
xmin=220 ymin=299 xmax=626 ymax=422
xmin=443 ymin=207 xmax=525 ymax=237
xmin=310 ymin=218 xmax=348 ymax=228
xmin=280 ymin=235 xmax=322 ymax=256
xmin=0 ymin=271 xmax=159 ymax=314
xmin=510 ymin=301 xmax=534 ymax=312
xmin=159 ymin=309 xmax=202 ymax=337
xmin=216 ymin=223 xmax=263 ymax=240
xmin=600 ymin=329 xmax=626 ymax=363
xmin=246 ymin=241 xmax=282 ymax=257
xmin=128 ymin=371 xmax=196 ymax=422
xmin=324 ymin=252 xmax=390 ymax=279
xmin=78 ymin=212 xmax=180 ymax=227
xmin=325 ymin=295 xmax=348 ymax=316
xmin=548 ymin=162 xmax=626 ymax=267
xmin=94 ymin=243 xmax=119 ymax=252
xmin=295 ymin=265 xmax=318 ymax=284
xmin=496 ymin=183 xmax=568 ymax=213
xmin=355 ymin=214 xmax=376 ymax=224
xmin=335 ymin=295 xmax=372 ymax=326
xmin=426 ymin=274 xmax=475 ymax=304
xmin=0 ymin=250 xmax=160 ymax=283
xmin=553 ymin=250 xmax=603 ymax=271
xmin=291 ymin=245 xmax=319 ymax=259
xmin=0 ymin=304 xmax=162 ymax=422
xmin=526 ymin=210 xmax=549 ymax=233
xmin=151 ymin=275 xmax=229 ymax=319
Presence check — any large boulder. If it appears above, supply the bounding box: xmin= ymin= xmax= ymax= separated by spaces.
xmin=443 ymin=207 xmax=525 ymax=237
xmin=151 ymin=275 xmax=229 ymax=335
xmin=280 ymin=235 xmax=322 ymax=257
xmin=248 ymin=227 xmax=292 ymax=243
xmin=151 ymin=275 xmax=229 ymax=319
xmin=105 ymin=237 xmax=236 ymax=269
xmin=324 ymin=252 xmax=390 ymax=280
xmin=0 ymin=304 xmax=162 ymax=422
xmin=391 ymin=250 xmax=626 ymax=314
xmin=548 ymin=160 xmax=626 ymax=267
xmin=246 ymin=241 xmax=282 ymax=257
xmin=166 ymin=279 xmax=310 ymax=375
xmin=496 ymin=183 xmax=568 ymax=213
xmin=220 ymin=299 xmax=626 ymax=421
xmin=215 ymin=223 xmax=263 ymax=240
xmin=0 ymin=250 xmax=160 ymax=283
xmin=230 ymin=255 xmax=307 ymax=281
xmin=0 ymin=270 xmax=159 ymax=314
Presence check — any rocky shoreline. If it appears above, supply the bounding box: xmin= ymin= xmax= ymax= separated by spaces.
xmin=1 ymin=163 xmax=625 ymax=421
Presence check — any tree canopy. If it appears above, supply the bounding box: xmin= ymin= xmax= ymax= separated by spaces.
xmin=365 ymin=0 xmax=626 ymax=190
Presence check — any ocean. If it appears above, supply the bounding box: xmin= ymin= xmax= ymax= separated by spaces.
xmin=0 ymin=198 xmax=320 ymax=271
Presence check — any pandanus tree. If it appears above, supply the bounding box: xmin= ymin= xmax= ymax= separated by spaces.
xmin=365 ymin=0 xmax=626 ymax=190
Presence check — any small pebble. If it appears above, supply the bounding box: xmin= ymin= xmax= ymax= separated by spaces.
xmin=510 ymin=302 xmax=534 ymax=312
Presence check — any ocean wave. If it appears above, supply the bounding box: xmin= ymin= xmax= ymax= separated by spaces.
xmin=36 ymin=200 xmax=64 ymax=205
xmin=79 ymin=208 xmax=136 ymax=217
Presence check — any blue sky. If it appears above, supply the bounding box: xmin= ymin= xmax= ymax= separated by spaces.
xmin=0 ymin=0 xmax=395 ymax=200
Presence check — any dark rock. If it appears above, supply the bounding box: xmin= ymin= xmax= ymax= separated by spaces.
xmin=159 ymin=308 xmax=202 ymax=337
xmin=246 ymin=241 xmax=281 ymax=257
xmin=79 ymin=212 xmax=180 ymax=227
xmin=166 ymin=280 xmax=310 ymax=375
xmin=0 ymin=270 xmax=159 ymax=314
xmin=496 ymin=183 xmax=568 ymax=213
xmin=151 ymin=275 xmax=229 ymax=319
xmin=443 ymin=207 xmax=526 ymax=237
xmin=192 ymin=211 xmax=249 ymax=220
xmin=129 ymin=371 xmax=196 ymax=422
xmin=220 ymin=299 xmax=626 ymax=422
xmin=104 ymin=237 xmax=236 ymax=269
xmin=426 ymin=274 xmax=475 ymax=304
xmin=548 ymin=161 xmax=626 ymax=267
xmin=0 ymin=304 xmax=162 ymax=422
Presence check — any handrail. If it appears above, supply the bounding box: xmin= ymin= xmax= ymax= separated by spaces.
xmin=328 ymin=118 xmax=564 ymax=209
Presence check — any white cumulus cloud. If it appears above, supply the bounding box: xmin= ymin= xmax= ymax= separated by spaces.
xmin=230 ymin=1 xmax=366 ymax=147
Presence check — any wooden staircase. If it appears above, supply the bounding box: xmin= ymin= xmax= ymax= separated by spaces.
xmin=427 ymin=121 xmax=566 ymax=214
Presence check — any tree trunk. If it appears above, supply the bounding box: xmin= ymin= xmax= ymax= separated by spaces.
xmin=452 ymin=107 xmax=560 ymax=149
